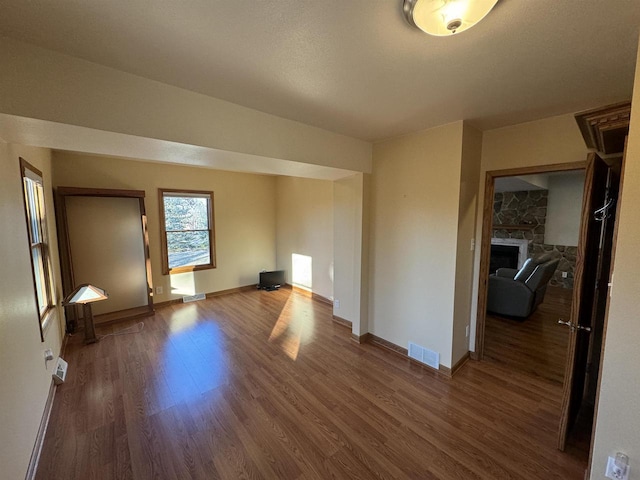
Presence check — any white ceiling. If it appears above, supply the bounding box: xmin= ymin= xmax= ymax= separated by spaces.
xmin=495 ymin=170 xmax=586 ymax=193
xmin=0 ymin=1 xmax=638 ymax=142
xmin=494 ymin=176 xmax=546 ymax=193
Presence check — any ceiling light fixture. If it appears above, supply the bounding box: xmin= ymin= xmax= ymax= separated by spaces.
xmin=403 ymin=0 xmax=498 ymax=36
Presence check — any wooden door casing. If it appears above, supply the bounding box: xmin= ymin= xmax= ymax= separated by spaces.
xmin=557 ymin=153 xmax=609 ymax=450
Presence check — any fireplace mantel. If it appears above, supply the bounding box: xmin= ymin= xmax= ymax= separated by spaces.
xmin=491 ymin=238 xmax=529 ymax=269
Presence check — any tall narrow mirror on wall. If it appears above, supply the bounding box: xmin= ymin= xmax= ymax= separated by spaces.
xmin=56 ymin=188 xmax=154 ymax=330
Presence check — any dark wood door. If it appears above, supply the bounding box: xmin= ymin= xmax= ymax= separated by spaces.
xmin=583 ymin=165 xmax=620 ymax=408
xmin=557 ymin=153 xmax=609 ymax=450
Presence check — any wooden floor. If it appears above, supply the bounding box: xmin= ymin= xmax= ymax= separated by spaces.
xmin=484 ymin=286 xmax=591 ymax=460
xmin=484 ymin=286 xmax=573 ymax=385
xmin=38 ymin=288 xmax=587 ymax=479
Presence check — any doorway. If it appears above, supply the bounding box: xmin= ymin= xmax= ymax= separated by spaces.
xmin=484 ymin=169 xmax=585 ymax=386
xmin=474 ymin=155 xmax=623 ymax=465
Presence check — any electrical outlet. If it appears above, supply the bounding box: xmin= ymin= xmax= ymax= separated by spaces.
xmin=561 ymin=272 xmax=568 ymax=278
xmin=155 ymin=286 xmax=163 ymax=295
xmin=470 ymin=239 xmax=475 ymax=251
xmin=334 ymin=299 xmax=340 ymax=309
xmin=465 ymin=325 xmax=470 ymax=338
xmin=605 ymin=454 xmax=630 ymax=480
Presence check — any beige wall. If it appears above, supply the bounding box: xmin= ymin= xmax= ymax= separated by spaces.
xmin=276 ymin=176 xmax=334 ymax=301
xmin=469 ymin=113 xmax=588 ymax=349
xmin=0 ymin=37 xmax=371 ymax=174
xmin=451 ymin=124 xmax=482 ymax=365
xmin=333 ymin=173 xmax=365 ymax=332
xmin=52 ymin=152 xmax=277 ymax=301
xmin=545 ymin=172 xmax=585 ymax=246
xmin=0 ymin=143 xmax=65 ymax=479
xmin=590 ymin=42 xmax=640 ymax=480
xmin=369 ymin=121 xmax=464 ymax=368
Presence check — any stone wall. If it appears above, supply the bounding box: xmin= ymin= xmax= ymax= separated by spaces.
xmin=493 ymin=190 xmax=547 ymax=253
xmin=532 ymin=244 xmax=577 ymax=289
xmin=493 ymin=190 xmax=576 ymax=289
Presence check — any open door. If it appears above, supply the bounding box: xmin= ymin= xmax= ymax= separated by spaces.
xmin=557 ymin=153 xmax=609 ymax=450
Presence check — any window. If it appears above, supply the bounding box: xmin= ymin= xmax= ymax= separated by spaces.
xmin=20 ymin=158 xmax=54 ymax=338
xmin=159 ymin=189 xmax=216 ymax=275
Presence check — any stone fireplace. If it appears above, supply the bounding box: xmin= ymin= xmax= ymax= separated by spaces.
xmin=490 ymin=238 xmax=529 ymax=271
xmin=492 ymin=189 xmax=576 ymax=288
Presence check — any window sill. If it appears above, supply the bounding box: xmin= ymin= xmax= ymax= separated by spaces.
xmin=40 ymin=306 xmax=57 ymax=341
xmin=164 ymin=264 xmax=216 ymax=276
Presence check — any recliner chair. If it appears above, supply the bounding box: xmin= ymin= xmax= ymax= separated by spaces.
xmin=487 ymin=253 xmax=560 ymax=318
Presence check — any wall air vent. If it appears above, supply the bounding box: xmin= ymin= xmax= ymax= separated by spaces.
xmin=408 ymin=342 xmax=440 ymax=369
xmin=52 ymin=357 xmax=68 ymax=385
xmin=183 ymin=293 xmax=206 ymax=303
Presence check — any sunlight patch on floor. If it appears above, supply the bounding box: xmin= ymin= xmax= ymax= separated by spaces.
xmin=167 ymin=303 xmax=199 ymax=333
xmin=269 ymin=292 xmax=316 ymax=360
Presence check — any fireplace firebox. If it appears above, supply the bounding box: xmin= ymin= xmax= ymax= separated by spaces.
xmin=490 ymin=245 xmax=519 ymax=275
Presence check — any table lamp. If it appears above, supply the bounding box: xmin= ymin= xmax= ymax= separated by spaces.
xmin=63 ymin=284 xmax=108 ymax=344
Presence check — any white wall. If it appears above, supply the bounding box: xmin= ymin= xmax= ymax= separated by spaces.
xmin=369 ymin=122 xmax=464 ymax=368
xmin=53 ymin=152 xmax=277 ymax=301
xmin=545 ymin=172 xmax=585 ymax=246
xmin=589 ymin=41 xmax=640 ymax=480
xmin=0 ymin=37 xmax=371 ymax=174
xmin=276 ymin=176 xmax=334 ymax=301
xmin=0 ymin=143 xmax=65 ymax=479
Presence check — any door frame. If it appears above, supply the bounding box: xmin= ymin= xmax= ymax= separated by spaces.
xmin=474 ymin=161 xmax=587 ymax=359
xmin=55 ymin=187 xmax=154 ymax=330
xmin=583 ymin=144 xmax=627 ymax=473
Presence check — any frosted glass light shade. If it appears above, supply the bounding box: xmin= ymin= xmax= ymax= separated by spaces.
xmin=406 ymin=0 xmax=498 ymax=36
xmin=63 ymin=284 xmax=108 ymax=305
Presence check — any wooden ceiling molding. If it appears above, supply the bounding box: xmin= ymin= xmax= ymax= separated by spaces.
xmin=575 ymin=102 xmax=632 ymax=155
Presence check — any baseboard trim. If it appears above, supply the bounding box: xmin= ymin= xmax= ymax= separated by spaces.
xmin=367 ymin=333 xmax=407 ymax=356
xmin=154 ymin=284 xmax=256 ymax=309
xmin=288 ymin=284 xmax=311 ymax=296
xmin=60 ymin=331 xmax=69 ymax=357
xmin=312 ymin=292 xmax=333 ymax=306
xmin=351 ymin=332 xmax=371 ymax=344
xmin=332 ymin=315 xmax=352 ymax=329
xmin=364 ymin=334 xmax=469 ymax=378
xmin=26 ymin=380 xmax=56 ymax=480
xmin=94 ymin=304 xmax=154 ymax=325
xmin=288 ymin=284 xmax=333 ymax=306
xmin=451 ymin=352 xmax=471 ymax=376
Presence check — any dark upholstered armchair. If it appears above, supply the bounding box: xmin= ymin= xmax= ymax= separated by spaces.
xmin=487 ymin=254 xmax=560 ymax=318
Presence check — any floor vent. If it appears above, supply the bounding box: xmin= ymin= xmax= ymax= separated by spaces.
xmin=183 ymin=293 xmax=206 ymax=303
xmin=408 ymin=342 xmax=440 ymax=369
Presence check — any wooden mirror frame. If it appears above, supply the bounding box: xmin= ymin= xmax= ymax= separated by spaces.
xmin=55 ymin=187 xmax=154 ymax=331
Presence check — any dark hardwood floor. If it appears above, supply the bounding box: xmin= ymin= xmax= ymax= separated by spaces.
xmin=37 ymin=288 xmax=587 ymax=479
xmin=484 ymin=286 xmax=590 ymax=461
xmin=484 ymin=286 xmax=573 ymax=385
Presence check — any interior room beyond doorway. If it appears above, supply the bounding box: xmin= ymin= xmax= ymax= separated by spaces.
xmin=484 ymin=169 xmax=589 ymax=462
